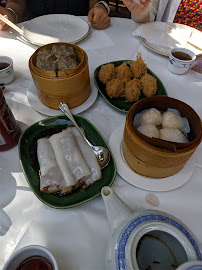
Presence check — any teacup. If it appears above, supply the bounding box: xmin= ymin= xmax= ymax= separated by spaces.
xmin=2 ymin=245 xmax=58 ymax=270
xmin=168 ymin=47 xmax=196 ymax=75
xmin=0 ymin=56 xmax=15 ymax=85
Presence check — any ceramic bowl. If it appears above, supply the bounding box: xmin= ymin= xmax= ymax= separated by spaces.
xmin=0 ymin=56 xmax=14 ymax=85
xmin=2 ymin=245 xmax=58 ymax=270
xmin=168 ymin=47 xmax=196 ymax=75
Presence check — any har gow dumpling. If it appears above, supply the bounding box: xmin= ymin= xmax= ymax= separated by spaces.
xmin=140 ymin=108 xmax=162 ymax=126
xmin=159 ymin=128 xmax=188 ymax=143
xmin=162 ymin=111 xmax=184 ymax=130
xmin=137 ymin=124 xmax=160 ymax=138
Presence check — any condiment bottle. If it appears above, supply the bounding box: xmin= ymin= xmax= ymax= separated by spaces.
xmin=0 ymin=89 xmax=21 ymax=151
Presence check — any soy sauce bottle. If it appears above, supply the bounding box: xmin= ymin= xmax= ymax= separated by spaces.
xmin=0 ymin=87 xmax=21 ymax=151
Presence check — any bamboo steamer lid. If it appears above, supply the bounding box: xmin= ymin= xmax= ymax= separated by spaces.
xmin=123 ymin=96 xmax=202 ymax=178
xmin=29 ymin=42 xmax=90 ymax=110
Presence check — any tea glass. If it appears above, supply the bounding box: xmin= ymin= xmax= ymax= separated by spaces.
xmin=0 ymin=56 xmax=15 ymax=85
xmin=168 ymin=47 xmax=196 ymax=75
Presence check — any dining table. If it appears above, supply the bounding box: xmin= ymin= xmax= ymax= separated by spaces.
xmin=0 ymin=16 xmax=202 ymax=270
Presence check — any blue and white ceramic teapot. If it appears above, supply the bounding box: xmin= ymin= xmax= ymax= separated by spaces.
xmin=101 ymin=186 xmax=202 ymax=270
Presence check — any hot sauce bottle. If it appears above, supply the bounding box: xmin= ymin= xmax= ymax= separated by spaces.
xmin=0 ymin=88 xmax=21 ymax=151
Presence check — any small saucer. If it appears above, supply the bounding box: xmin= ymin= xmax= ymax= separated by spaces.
xmin=27 ymin=81 xmax=98 ymax=116
xmin=109 ymin=125 xmax=196 ymax=192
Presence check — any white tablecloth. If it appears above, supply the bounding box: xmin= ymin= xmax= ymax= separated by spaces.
xmin=0 ymin=17 xmax=202 ymax=270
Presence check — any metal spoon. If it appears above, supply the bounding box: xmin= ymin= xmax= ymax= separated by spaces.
xmin=59 ymin=102 xmax=110 ymax=169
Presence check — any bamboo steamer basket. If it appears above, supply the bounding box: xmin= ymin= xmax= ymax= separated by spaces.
xmin=123 ymin=96 xmax=202 ymax=178
xmin=29 ymin=42 xmax=90 ymax=110
xmin=29 ymin=42 xmax=85 ymax=79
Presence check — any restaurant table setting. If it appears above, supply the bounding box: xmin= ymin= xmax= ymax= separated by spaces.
xmin=0 ymin=15 xmax=202 ymax=270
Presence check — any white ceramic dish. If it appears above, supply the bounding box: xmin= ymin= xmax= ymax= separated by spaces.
xmin=2 ymin=245 xmax=58 ymax=270
xmin=22 ymin=14 xmax=90 ymax=46
xmin=27 ymin=81 xmax=98 ymax=116
xmin=139 ymin=22 xmax=202 ymax=56
xmin=140 ymin=36 xmax=171 ymax=57
xmin=109 ymin=124 xmax=196 ymax=192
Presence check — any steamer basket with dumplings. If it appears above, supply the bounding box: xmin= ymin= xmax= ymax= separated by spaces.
xmin=123 ymin=96 xmax=202 ymax=178
xmin=29 ymin=42 xmax=90 ymax=110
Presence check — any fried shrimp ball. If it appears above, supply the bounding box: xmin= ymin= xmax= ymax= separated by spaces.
xmin=130 ymin=53 xmax=147 ymax=79
xmin=123 ymin=78 xmax=142 ymax=102
xmin=98 ymin=63 xmax=116 ymax=85
xmin=140 ymin=73 xmax=157 ymax=97
xmin=116 ymin=62 xmax=133 ymax=83
xmin=106 ymin=78 xmax=125 ymax=98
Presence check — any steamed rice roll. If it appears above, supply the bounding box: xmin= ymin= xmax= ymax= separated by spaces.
xmin=71 ymin=127 xmax=102 ymax=186
xmin=49 ymin=129 xmax=91 ymax=188
xmin=37 ymin=137 xmax=66 ymax=193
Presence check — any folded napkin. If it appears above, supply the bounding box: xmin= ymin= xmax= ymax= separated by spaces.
xmin=132 ymin=21 xmax=202 ymax=54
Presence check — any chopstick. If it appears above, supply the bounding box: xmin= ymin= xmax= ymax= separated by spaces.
xmin=167 ymin=26 xmax=202 ymax=50
xmin=0 ymin=14 xmax=24 ymax=36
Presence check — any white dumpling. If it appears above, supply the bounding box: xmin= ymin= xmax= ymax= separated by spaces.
xmin=137 ymin=124 xmax=160 ymax=138
xmin=159 ymin=128 xmax=189 ymax=143
xmin=140 ymin=108 xmax=162 ymax=126
xmin=162 ymin=111 xmax=184 ymax=130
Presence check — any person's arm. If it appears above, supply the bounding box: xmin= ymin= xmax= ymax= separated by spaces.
xmin=123 ymin=0 xmax=153 ymax=22
xmin=0 ymin=0 xmax=26 ymax=30
xmin=88 ymin=0 xmax=110 ymax=30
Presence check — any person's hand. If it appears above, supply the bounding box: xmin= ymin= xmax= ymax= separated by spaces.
xmin=88 ymin=5 xmax=110 ymax=30
xmin=123 ymin=0 xmax=152 ymax=18
xmin=0 ymin=6 xmax=16 ymax=31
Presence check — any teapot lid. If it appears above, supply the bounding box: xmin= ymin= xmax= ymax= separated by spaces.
xmin=176 ymin=260 xmax=202 ymax=269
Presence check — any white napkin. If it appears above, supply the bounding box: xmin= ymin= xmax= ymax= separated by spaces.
xmin=78 ymin=27 xmax=115 ymax=51
xmin=132 ymin=21 xmax=202 ymax=54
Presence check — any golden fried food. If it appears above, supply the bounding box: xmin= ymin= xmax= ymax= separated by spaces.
xmin=140 ymin=73 xmax=157 ymax=97
xmin=106 ymin=78 xmax=125 ymax=98
xmin=130 ymin=53 xmax=147 ymax=79
xmin=116 ymin=62 xmax=132 ymax=83
xmin=123 ymin=78 xmax=142 ymax=102
xmin=99 ymin=63 xmax=116 ymax=85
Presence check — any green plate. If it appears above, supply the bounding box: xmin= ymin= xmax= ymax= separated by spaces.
xmin=18 ymin=115 xmax=116 ymax=209
xmin=94 ymin=60 xmax=168 ymax=113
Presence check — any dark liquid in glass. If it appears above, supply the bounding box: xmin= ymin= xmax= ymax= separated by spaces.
xmin=16 ymin=255 xmax=54 ymax=270
xmin=0 ymin=62 xmax=9 ymax=70
xmin=172 ymin=51 xmax=192 ymax=61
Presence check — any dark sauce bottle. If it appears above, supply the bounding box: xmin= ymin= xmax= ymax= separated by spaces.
xmin=0 ymin=89 xmax=21 ymax=151
xmin=16 ymin=255 xmax=54 ymax=270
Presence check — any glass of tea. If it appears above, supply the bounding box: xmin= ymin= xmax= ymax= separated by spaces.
xmin=168 ymin=48 xmax=196 ymax=75
xmin=0 ymin=56 xmax=15 ymax=84
xmin=2 ymin=245 xmax=58 ymax=270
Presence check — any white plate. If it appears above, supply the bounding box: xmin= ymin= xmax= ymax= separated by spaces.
xmin=138 ymin=22 xmax=202 ymax=56
xmin=109 ymin=124 xmax=196 ymax=192
xmin=27 ymin=81 xmax=98 ymax=116
xmin=140 ymin=36 xmax=171 ymax=57
xmin=22 ymin=14 xmax=90 ymax=46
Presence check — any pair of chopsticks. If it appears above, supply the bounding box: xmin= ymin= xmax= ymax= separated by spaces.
xmin=0 ymin=13 xmax=24 ymax=36
xmin=167 ymin=26 xmax=202 ymax=50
